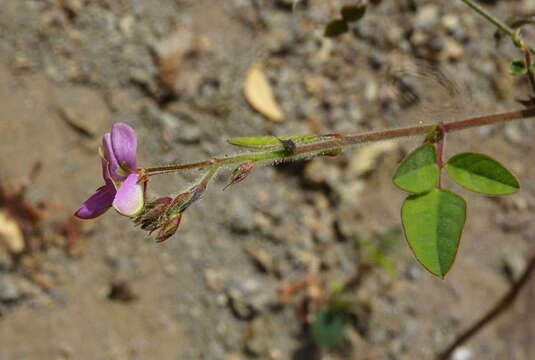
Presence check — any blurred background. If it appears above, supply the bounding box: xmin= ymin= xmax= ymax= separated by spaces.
xmin=0 ymin=0 xmax=534 ymax=359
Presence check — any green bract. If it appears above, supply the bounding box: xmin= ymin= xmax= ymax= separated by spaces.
xmin=227 ymin=135 xmax=317 ymax=150
xmin=401 ymin=189 xmax=466 ymax=278
xmin=393 ymin=144 xmax=439 ymax=194
xmin=445 ymin=153 xmax=520 ymax=195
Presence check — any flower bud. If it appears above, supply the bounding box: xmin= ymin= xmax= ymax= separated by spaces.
xmin=169 ymin=192 xmax=192 ymax=214
xmin=168 ymin=184 xmax=206 ymax=214
xmin=188 ymin=184 xmax=206 ymax=204
xmin=156 ymin=212 xmax=182 ymax=243
xmin=148 ymin=196 xmax=173 ymax=207
xmin=134 ymin=196 xmax=172 ymax=225
xmin=224 ymin=163 xmax=254 ymax=190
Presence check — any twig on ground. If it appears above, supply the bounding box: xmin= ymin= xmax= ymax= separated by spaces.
xmin=437 ymin=252 xmax=535 ymax=360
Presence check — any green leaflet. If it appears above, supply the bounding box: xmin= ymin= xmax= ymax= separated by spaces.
xmin=401 ymin=189 xmax=466 ymax=278
xmin=445 ymin=153 xmax=520 ymax=195
xmin=393 ymin=144 xmax=439 ymax=194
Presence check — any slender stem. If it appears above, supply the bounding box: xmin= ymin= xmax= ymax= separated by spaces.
xmin=460 ymin=0 xmax=535 ymax=54
xmin=145 ymin=108 xmax=535 ymax=176
xmin=522 ymin=46 xmax=535 ymax=96
xmin=441 ymin=108 xmax=535 ymax=132
xmin=199 ymin=164 xmax=219 ymax=186
xmin=145 ymin=160 xmax=214 ymax=175
xmin=146 ymin=149 xmax=289 ymax=176
xmin=460 ymin=0 xmax=514 ymax=37
xmin=436 ymin=252 xmax=535 ymax=360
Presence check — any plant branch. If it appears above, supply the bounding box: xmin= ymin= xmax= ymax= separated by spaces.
xmin=436 ymin=252 xmax=535 ymax=360
xmin=144 ymin=108 xmax=535 ymax=176
xmin=460 ymin=0 xmax=515 ymax=37
xmin=461 ymin=0 xmax=535 ymax=54
xmin=522 ymin=46 xmax=535 ymax=96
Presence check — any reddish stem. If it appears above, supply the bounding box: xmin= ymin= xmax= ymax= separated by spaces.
xmin=144 ymin=108 xmax=535 ymax=176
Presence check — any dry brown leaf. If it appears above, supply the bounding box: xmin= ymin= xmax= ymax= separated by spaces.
xmin=244 ymin=62 xmax=284 ymax=122
xmin=0 ymin=210 xmax=25 ymax=254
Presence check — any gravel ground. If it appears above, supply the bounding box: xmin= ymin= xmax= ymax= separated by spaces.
xmin=0 ymin=0 xmax=534 ymax=359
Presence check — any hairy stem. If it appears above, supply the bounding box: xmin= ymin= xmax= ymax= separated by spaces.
xmin=199 ymin=164 xmax=219 ymax=186
xmin=145 ymin=108 xmax=535 ymax=176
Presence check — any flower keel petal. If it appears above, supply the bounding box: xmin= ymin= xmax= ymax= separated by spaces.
xmin=75 ymin=184 xmax=116 ymax=219
xmin=112 ymin=174 xmax=144 ymax=217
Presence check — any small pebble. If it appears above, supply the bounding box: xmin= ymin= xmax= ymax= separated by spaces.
xmin=414 ymin=5 xmax=439 ymax=29
xmin=0 ymin=275 xmax=21 ymax=302
xmin=452 ymin=346 xmax=473 ymax=360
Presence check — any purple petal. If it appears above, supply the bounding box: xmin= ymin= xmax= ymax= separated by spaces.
xmin=112 ymin=173 xmax=144 ymax=217
xmin=102 ymin=132 xmax=125 ymax=182
xmin=111 ymin=123 xmax=137 ymax=174
xmin=74 ymin=184 xmax=116 ymax=219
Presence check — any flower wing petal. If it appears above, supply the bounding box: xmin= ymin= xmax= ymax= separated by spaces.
xmin=75 ymin=184 xmax=116 ymax=219
xmin=112 ymin=173 xmax=144 ymax=217
xmin=111 ymin=123 xmax=137 ymax=173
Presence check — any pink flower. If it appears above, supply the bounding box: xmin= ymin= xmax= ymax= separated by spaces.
xmin=75 ymin=123 xmax=145 ymax=219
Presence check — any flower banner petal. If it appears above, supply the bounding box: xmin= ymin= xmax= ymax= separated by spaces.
xmin=112 ymin=173 xmax=144 ymax=217
xmin=111 ymin=123 xmax=137 ymax=173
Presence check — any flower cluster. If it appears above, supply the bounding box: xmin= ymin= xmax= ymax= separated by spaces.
xmin=75 ymin=123 xmax=209 ymax=242
xmin=75 ymin=123 xmax=145 ymax=219
xmin=134 ymin=184 xmax=206 ymax=242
